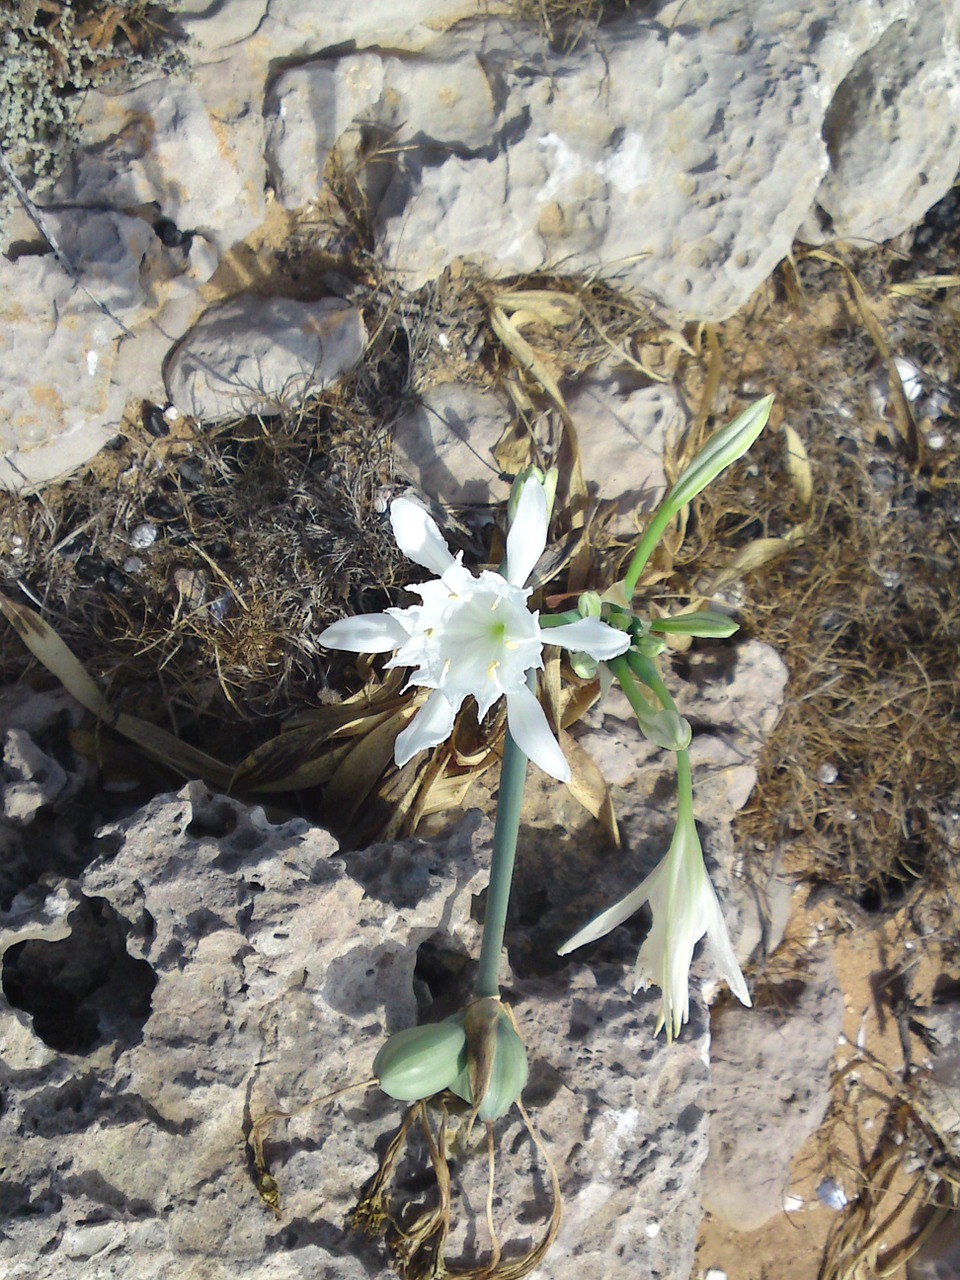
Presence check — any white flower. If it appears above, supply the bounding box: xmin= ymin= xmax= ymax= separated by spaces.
xmin=558 ymin=810 xmax=750 ymax=1039
xmin=319 ymin=481 xmax=630 ymax=783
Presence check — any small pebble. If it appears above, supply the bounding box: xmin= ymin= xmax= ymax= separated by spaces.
xmin=815 ymin=1178 xmax=848 ymax=1211
xmin=893 ymin=356 xmax=923 ymax=402
xmin=144 ymin=404 xmax=170 ymax=438
xmin=129 ymin=523 xmax=158 ymax=550
xmin=171 ymin=567 xmax=208 ymax=610
xmin=122 ymin=556 xmax=144 ymax=574
xmin=923 ymin=388 xmax=950 ymax=421
xmin=817 ymin=762 xmax=838 ymax=785
xmin=209 ymin=592 xmax=234 ymax=624
xmin=179 ymin=458 xmax=203 ymax=488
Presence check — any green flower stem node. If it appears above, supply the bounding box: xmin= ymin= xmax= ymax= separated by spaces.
xmin=649 ymin=611 xmax=740 ymax=638
xmin=373 ymin=1020 xmax=468 ymax=1102
xmin=609 ymin=654 xmax=691 ymax=752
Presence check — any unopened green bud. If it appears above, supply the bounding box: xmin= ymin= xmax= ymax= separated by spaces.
xmin=633 ymin=632 xmax=668 ymax=658
xmin=569 ymin=651 xmax=599 ymax=679
xmin=374 ymin=1020 xmax=468 ymax=1103
xmin=577 ymin=591 xmax=602 ymax=619
xmin=649 ymin=611 xmax=739 ymax=639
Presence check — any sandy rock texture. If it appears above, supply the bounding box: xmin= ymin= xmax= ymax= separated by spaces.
xmin=700 ymin=949 xmax=845 ymax=1230
xmin=3 ymin=0 xmax=958 ymax=489
xmin=0 ymin=783 xmax=709 ymax=1280
xmin=164 ymin=296 xmax=367 ymax=421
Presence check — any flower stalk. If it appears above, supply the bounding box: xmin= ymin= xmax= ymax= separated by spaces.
xmin=475 ymin=713 xmax=530 ymax=1000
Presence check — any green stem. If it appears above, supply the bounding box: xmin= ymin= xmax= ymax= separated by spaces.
xmin=538 ymin=610 xmax=582 ymax=627
xmin=608 ymin=654 xmax=656 ymax=723
xmin=474 ymin=718 xmax=529 ymax=1000
xmin=625 ymin=650 xmax=677 ymax=712
xmin=675 ymin=746 xmax=693 ymax=812
xmin=622 ymin=504 xmax=676 ymax=601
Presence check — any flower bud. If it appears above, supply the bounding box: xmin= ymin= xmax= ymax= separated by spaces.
xmin=577 ymin=591 xmax=602 ymax=619
xmin=569 ymin=651 xmax=598 ymax=679
xmin=649 ymin=611 xmax=739 ymax=639
xmin=507 ymin=466 xmax=559 ymax=526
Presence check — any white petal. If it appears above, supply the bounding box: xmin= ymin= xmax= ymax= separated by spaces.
xmin=394 ymin=689 xmax=458 ymax=766
xmin=557 ymin=872 xmax=656 ymax=954
xmin=505 ymin=479 xmax=548 ymax=586
xmin=504 ymin=683 xmax=570 ymax=783
xmin=319 ymin=613 xmax=409 ymax=653
xmin=703 ymin=881 xmax=752 ymax=1007
xmin=391 ymin=499 xmax=456 ymax=576
xmin=541 ymin=617 xmax=631 ymax=661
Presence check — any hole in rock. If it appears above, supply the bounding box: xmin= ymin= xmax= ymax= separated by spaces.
xmin=2 ymin=896 xmax=157 ymax=1054
xmin=413 ymin=935 xmax=473 ymax=1018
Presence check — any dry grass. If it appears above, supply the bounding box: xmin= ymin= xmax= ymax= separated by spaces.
xmin=0 ymin=312 xmax=412 ymax=756
xmin=671 ymin=234 xmax=960 ymax=919
xmin=501 ymin=0 xmax=639 ymax=50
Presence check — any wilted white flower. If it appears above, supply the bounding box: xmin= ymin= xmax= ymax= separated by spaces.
xmin=558 ymin=803 xmax=750 ymax=1039
xmin=319 ymin=480 xmax=630 ymax=782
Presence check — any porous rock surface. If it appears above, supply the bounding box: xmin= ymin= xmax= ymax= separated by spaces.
xmin=3 ymin=0 xmax=958 ymax=489
xmin=0 ymin=782 xmax=709 ymax=1280
xmin=700 ymin=949 xmax=845 ymax=1231
xmin=164 ymin=295 xmax=368 ymax=421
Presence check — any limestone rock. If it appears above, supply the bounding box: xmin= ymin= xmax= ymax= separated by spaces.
xmin=565 ymin=371 xmax=678 ymax=536
xmin=807 ymin=6 xmax=960 ymax=245
xmin=8 ymin=0 xmax=958 ymax=492
xmin=392 ymin=381 xmax=513 ymax=505
xmin=369 ymin=2 xmax=960 ymax=320
xmin=0 ymin=783 xmax=711 ymax=1279
xmin=164 ymin=295 xmax=367 ymax=421
xmin=64 ymin=76 xmax=265 ymax=255
xmin=0 ymin=212 xmax=159 ymax=492
xmin=264 ymin=56 xmax=386 ymax=209
xmin=0 ymin=688 xmax=96 ymax=916
xmin=700 ymin=948 xmax=845 ymax=1230
xmin=371 ymin=12 xmax=823 ymax=320
xmin=177 ymin=0 xmax=481 ymax=61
